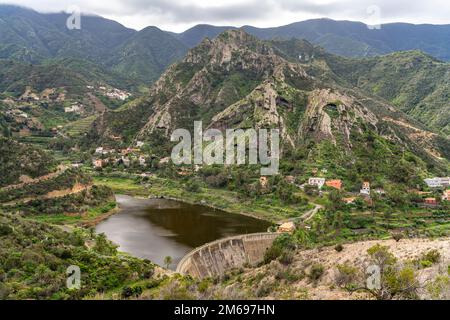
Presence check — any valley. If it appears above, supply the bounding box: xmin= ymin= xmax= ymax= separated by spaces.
xmin=0 ymin=4 xmax=449 ymax=301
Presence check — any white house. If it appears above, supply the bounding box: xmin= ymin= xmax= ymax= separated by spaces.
xmin=360 ymin=182 xmax=371 ymax=196
xmin=424 ymin=177 xmax=450 ymax=188
xmin=121 ymin=156 xmax=131 ymax=167
xmin=64 ymin=104 xmax=82 ymax=113
xmin=308 ymin=177 xmax=326 ymax=189
xmin=139 ymin=156 xmax=146 ymax=167
xmin=443 ymin=190 xmax=450 ymax=202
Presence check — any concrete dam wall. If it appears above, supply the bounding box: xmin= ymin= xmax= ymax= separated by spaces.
xmin=176 ymin=233 xmax=279 ymax=279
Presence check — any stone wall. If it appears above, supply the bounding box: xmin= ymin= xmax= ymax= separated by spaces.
xmin=176 ymin=233 xmax=279 ymax=279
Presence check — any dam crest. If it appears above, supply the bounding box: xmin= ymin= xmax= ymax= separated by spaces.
xmin=176 ymin=232 xmax=279 ymax=279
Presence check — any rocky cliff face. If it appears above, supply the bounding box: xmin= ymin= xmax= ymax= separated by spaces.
xmin=89 ymin=29 xmax=449 ymax=174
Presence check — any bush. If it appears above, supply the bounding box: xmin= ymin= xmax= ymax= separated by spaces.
xmin=335 ymin=263 xmax=359 ymax=287
xmin=392 ymin=232 xmax=404 ymax=242
xmin=334 ymin=244 xmax=344 ymax=252
xmin=308 ymin=264 xmax=325 ymax=282
xmin=185 ymin=179 xmax=201 ymax=193
xmin=279 ymin=250 xmax=294 ymax=265
xmin=121 ymin=285 xmax=143 ymax=298
xmin=422 ymin=250 xmax=441 ymax=264
xmin=0 ymin=224 xmax=13 ymax=236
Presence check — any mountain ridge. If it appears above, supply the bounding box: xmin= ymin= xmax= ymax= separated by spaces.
xmin=89 ymin=29 xmax=449 ymax=181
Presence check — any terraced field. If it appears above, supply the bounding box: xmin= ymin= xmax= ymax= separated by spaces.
xmin=63 ymin=116 xmax=97 ymax=137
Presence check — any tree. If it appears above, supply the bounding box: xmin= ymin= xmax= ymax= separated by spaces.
xmin=343 ymin=245 xmax=420 ymax=300
xmin=164 ymin=256 xmax=173 ymax=269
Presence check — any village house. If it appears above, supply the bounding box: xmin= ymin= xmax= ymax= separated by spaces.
xmin=374 ymin=188 xmax=386 ymax=196
xmin=424 ymin=198 xmax=438 ymax=206
xmin=343 ymin=197 xmax=356 ymax=204
xmin=308 ymin=177 xmax=326 ymax=189
xmin=95 ymin=147 xmax=114 ymax=156
xmin=424 ymin=177 xmax=450 ymax=188
xmin=278 ymin=222 xmax=296 ymax=234
xmin=159 ymin=157 xmax=171 ymax=165
xmin=285 ymin=176 xmax=295 ymax=184
xmin=177 ymin=168 xmax=192 ymax=176
xmin=64 ymin=104 xmax=82 ymax=113
xmin=443 ymin=190 xmax=450 ymax=202
xmin=139 ymin=156 xmax=146 ymax=167
xmin=92 ymin=159 xmax=105 ymax=168
xmin=121 ymin=156 xmax=131 ymax=167
xmin=360 ymin=181 xmax=371 ymax=196
xmin=326 ymin=179 xmax=342 ymax=190
xmin=260 ymin=176 xmax=269 ymax=189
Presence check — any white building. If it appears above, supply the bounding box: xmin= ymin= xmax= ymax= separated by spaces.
xmin=424 ymin=177 xmax=450 ymax=188
xmin=64 ymin=105 xmax=82 ymax=113
xmin=95 ymin=147 xmax=104 ymax=155
xmin=139 ymin=156 xmax=146 ymax=166
xmin=443 ymin=190 xmax=450 ymax=202
xmin=360 ymin=182 xmax=371 ymax=196
xmin=121 ymin=156 xmax=131 ymax=167
xmin=308 ymin=177 xmax=326 ymax=189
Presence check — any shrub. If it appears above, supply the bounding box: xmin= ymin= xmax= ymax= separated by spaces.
xmin=392 ymin=232 xmax=404 ymax=242
xmin=185 ymin=179 xmax=201 ymax=193
xmin=334 ymin=244 xmax=344 ymax=252
xmin=422 ymin=250 xmax=441 ymax=264
xmin=308 ymin=264 xmax=325 ymax=282
xmin=0 ymin=224 xmax=13 ymax=236
xmin=279 ymin=250 xmax=294 ymax=265
xmin=121 ymin=285 xmax=143 ymax=298
xmin=335 ymin=263 xmax=359 ymax=287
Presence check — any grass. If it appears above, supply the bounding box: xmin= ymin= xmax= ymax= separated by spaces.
xmin=28 ymin=201 xmax=117 ymax=225
xmin=93 ymin=175 xmax=312 ymax=222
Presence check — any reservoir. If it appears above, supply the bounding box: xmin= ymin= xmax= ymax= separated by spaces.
xmin=96 ymin=195 xmax=271 ymax=269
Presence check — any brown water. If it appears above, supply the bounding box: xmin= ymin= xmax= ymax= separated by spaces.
xmin=95 ymin=195 xmax=271 ymax=269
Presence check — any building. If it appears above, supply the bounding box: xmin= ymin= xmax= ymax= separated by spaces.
xmin=308 ymin=177 xmax=326 ymax=189
xmin=424 ymin=177 xmax=450 ymax=188
xmin=360 ymin=182 xmax=371 ymax=196
xmin=343 ymin=197 xmax=356 ymax=204
xmin=139 ymin=156 xmax=146 ymax=167
xmin=278 ymin=222 xmax=296 ymax=233
xmin=374 ymin=188 xmax=386 ymax=195
xmin=121 ymin=156 xmax=130 ymax=167
xmin=260 ymin=176 xmax=269 ymax=189
xmin=443 ymin=190 xmax=450 ymax=202
xmin=159 ymin=157 xmax=171 ymax=165
xmin=424 ymin=198 xmax=438 ymax=206
xmin=285 ymin=176 xmax=295 ymax=184
xmin=95 ymin=147 xmax=104 ymax=155
xmin=93 ymin=159 xmax=103 ymax=168
xmin=326 ymin=179 xmax=342 ymax=190
xmin=64 ymin=104 xmax=82 ymax=113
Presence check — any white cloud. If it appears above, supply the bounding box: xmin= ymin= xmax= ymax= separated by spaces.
xmin=0 ymin=0 xmax=448 ymax=31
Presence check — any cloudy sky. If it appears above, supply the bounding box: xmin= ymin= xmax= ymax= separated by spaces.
xmin=0 ymin=0 xmax=449 ymax=32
